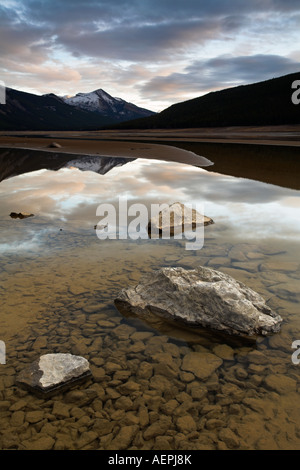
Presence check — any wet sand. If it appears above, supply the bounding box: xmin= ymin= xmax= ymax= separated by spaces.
xmin=0 ymin=135 xmax=212 ymax=168
xmin=1 ymin=124 xmax=300 ymax=145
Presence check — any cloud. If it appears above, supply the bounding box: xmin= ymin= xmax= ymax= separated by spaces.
xmin=1 ymin=0 xmax=300 ymax=108
xmin=56 ymin=18 xmax=226 ymax=62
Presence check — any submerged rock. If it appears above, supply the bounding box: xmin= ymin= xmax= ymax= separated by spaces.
xmin=148 ymin=202 xmax=214 ymax=237
xmin=10 ymin=212 xmax=34 ymax=219
xmin=16 ymin=353 xmax=92 ymax=397
xmin=47 ymin=142 xmax=62 ymax=148
xmin=114 ymin=266 xmax=282 ymax=337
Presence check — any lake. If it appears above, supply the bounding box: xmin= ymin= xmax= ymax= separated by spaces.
xmin=0 ymin=146 xmax=300 ymax=450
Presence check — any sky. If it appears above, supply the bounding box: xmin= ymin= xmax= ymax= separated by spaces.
xmin=1 ymin=0 xmax=300 ymax=111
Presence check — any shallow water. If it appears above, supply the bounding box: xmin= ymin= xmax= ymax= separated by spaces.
xmin=0 ymin=155 xmax=300 ymax=450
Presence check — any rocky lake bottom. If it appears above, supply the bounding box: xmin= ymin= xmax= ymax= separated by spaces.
xmin=0 ymin=155 xmax=300 ymax=450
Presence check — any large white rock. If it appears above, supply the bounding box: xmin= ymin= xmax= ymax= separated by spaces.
xmin=115 ymin=266 xmax=282 ymax=337
xmin=16 ymin=353 xmax=91 ymax=396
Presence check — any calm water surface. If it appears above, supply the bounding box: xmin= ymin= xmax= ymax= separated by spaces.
xmin=0 ymin=154 xmax=300 ymax=450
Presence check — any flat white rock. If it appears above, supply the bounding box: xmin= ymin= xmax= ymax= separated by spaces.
xmin=148 ymin=202 xmax=213 ymax=237
xmin=16 ymin=353 xmax=91 ymax=396
xmin=38 ymin=353 xmax=90 ymax=387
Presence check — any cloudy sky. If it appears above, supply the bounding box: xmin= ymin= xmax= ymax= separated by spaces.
xmin=1 ymin=0 xmax=300 ymax=111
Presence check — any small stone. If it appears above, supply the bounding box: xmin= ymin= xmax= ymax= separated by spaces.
xmin=32 ymin=336 xmax=48 ymax=350
xmin=97 ymin=320 xmax=115 ymax=328
xmin=90 ymin=366 xmax=106 ymax=382
xmin=248 ymin=350 xmax=269 ymax=365
xmin=23 ymin=436 xmax=55 ymax=450
xmin=154 ymin=436 xmax=173 ymax=450
xmin=161 ymin=399 xmax=179 ymax=415
xmin=137 ymin=362 xmax=153 ymax=379
xmin=181 ymin=351 xmax=223 ymax=380
xmin=176 ymin=415 xmax=197 ymax=433
xmin=153 ymin=362 xmax=178 ymax=379
xmin=47 ymin=142 xmax=62 ymax=148
xmin=1 ymin=433 xmax=19 ymax=449
xmin=229 ymin=404 xmax=241 ymax=415
xmin=105 ymin=362 xmax=122 ymax=373
xmin=180 ymin=372 xmax=195 ymax=382
xmin=92 ymin=418 xmax=114 ymax=437
xmin=228 ymin=246 xmax=248 ymax=262
xmin=143 ymin=418 xmax=172 ymax=440
xmin=213 ymin=344 xmax=235 ymax=361
xmin=149 ymin=375 xmax=172 ymax=392
xmin=264 ymin=374 xmax=296 ymax=394
xmin=221 ymin=383 xmax=244 ymax=401
xmin=69 ymin=286 xmax=88 ymax=296
xmin=246 ymin=252 xmax=264 ymax=260
xmin=218 ymin=428 xmax=240 ymax=449
xmin=206 ymin=419 xmax=225 ymax=430
xmin=115 ymin=396 xmax=133 ymax=411
xmin=76 ymin=431 xmax=98 ymax=449
xmin=0 ymin=401 xmax=10 ymax=411
xmin=52 ymin=401 xmax=70 ymax=419
xmin=138 ymin=405 xmax=149 ymax=427
xmin=26 ymin=410 xmax=45 ymax=423
xmin=70 ymin=407 xmax=86 ymax=420
xmin=9 ymin=399 xmax=27 ymax=411
xmin=11 ymin=411 xmax=25 ymax=427
xmin=261 ymin=261 xmax=299 ymax=272
xmin=10 ymin=212 xmax=34 ymax=219
xmin=118 ymin=381 xmax=141 ymax=394
xmin=113 ymin=324 xmax=136 ymax=340
xmin=234 ymin=367 xmax=248 ymax=380
xmin=114 ymin=370 xmax=132 ymax=381
xmin=107 ymin=425 xmax=139 ymax=450
xmin=65 ymin=389 xmax=97 ymax=406
xmin=187 ymin=383 xmax=207 ymax=400
xmin=131 ymin=331 xmax=154 ymax=341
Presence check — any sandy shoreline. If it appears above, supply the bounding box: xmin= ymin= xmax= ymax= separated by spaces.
xmin=0 ymin=137 xmax=213 ymax=168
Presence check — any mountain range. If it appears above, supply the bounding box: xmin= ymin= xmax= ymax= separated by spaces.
xmin=109 ymin=71 xmax=300 ymax=129
xmin=1 ymin=71 xmax=299 ymax=131
xmin=0 ymin=88 xmax=155 ymax=131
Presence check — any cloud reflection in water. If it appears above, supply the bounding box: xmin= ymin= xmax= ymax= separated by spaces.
xmin=0 ymin=158 xmax=300 ymax=253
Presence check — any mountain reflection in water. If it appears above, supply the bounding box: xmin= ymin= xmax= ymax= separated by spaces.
xmin=0 ymin=155 xmax=300 ymax=250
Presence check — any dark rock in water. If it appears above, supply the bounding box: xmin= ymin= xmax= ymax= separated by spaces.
xmin=148 ymin=202 xmax=214 ymax=237
xmin=115 ymin=266 xmax=282 ymax=337
xmin=10 ymin=212 xmax=34 ymax=219
xmin=47 ymin=142 xmax=62 ymax=148
xmin=16 ymin=353 xmax=92 ymax=397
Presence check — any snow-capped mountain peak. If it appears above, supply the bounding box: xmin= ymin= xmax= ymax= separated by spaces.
xmin=61 ymin=88 xmax=154 ymax=121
